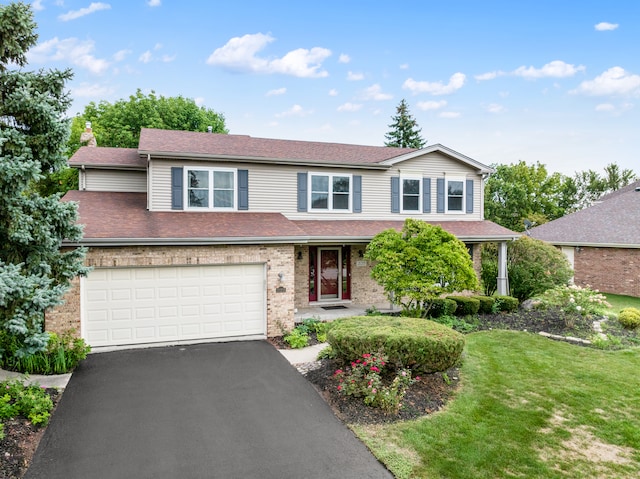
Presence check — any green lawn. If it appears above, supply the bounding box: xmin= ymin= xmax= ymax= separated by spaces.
xmin=604 ymin=293 xmax=640 ymax=313
xmin=353 ymin=330 xmax=640 ymax=479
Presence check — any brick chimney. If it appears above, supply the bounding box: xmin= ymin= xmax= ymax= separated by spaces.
xmin=80 ymin=121 xmax=97 ymax=147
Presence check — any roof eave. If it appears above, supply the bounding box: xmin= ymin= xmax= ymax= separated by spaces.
xmin=534 ymin=240 xmax=640 ymax=249
xmin=381 ymin=143 xmax=494 ymax=174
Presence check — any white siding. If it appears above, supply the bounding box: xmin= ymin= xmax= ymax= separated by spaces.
xmin=84 ymin=170 xmax=147 ymax=192
xmin=149 ymin=151 xmax=485 ymax=221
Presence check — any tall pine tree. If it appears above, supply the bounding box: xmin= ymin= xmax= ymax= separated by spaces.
xmin=0 ymin=2 xmax=88 ymax=356
xmin=384 ymin=99 xmax=426 ymax=148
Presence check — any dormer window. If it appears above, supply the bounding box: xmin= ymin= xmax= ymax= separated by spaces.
xmin=186 ymin=167 xmax=236 ymax=210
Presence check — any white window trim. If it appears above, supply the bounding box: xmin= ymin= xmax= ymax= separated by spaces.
xmin=446 ymin=177 xmax=465 ymax=214
xmin=184 ymin=166 xmax=238 ymax=211
xmin=308 ymin=172 xmax=353 ymax=212
xmin=400 ymin=176 xmax=422 ymax=213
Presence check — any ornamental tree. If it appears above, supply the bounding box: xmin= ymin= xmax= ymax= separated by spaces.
xmin=384 ymin=99 xmax=426 ymax=149
xmin=365 ymin=219 xmax=478 ymax=315
xmin=0 ymin=2 xmax=88 ymax=356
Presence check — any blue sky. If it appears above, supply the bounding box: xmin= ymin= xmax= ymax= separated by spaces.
xmin=17 ymin=0 xmax=640 ymax=175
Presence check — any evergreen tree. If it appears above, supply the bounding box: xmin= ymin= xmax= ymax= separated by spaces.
xmin=0 ymin=2 xmax=88 ymax=356
xmin=384 ymin=99 xmax=426 ymax=148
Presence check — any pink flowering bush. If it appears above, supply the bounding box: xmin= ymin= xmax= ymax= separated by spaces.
xmin=334 ymin=353 xmax=419 ymax=413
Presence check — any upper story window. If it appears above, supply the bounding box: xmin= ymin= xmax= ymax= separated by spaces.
xmin=401 ymin=178 xmax=421 ymax=212
xmin=310 ymin=173 xmax=351 ymax=211
xmin=186 ymin=167 xmax=236 ymax=210
xmin=447 ymin=178 xmax=465 ymax=212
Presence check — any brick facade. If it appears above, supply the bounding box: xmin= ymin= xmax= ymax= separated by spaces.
xmin=46 ymin=244 xmax=296 ymax=339
xmin=573 ymin=246 xmax=640 ymax=298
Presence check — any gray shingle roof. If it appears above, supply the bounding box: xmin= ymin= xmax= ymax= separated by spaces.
xmin=530 ymin=184 xmax=640 ymax=246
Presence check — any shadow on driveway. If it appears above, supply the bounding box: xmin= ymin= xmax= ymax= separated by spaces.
xmin=26 ymin=340 xmax=392 ymax=479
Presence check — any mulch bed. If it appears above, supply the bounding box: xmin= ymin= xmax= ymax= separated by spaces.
xmin=0 ymin=388 xmax=61 ymax=479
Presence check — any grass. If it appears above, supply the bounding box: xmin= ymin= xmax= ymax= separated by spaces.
xmin=604 ymin=293 xmax=640 ymax=313
xmin=352 ymin=330 xmax=640 ymax=479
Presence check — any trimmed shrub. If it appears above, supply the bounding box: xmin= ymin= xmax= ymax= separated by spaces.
xmin=447 ymin=296 xmax=480 ymax=316
xmin=476 ymin=296 xmax=496 ymax=314
xmin=493 ymin=295 xmax=519 ymax=313
xmin=618 ymin=308 xmax=640 ymax=329
xmin=327 ymin=315 xmax=465 ymax=373
xmin=425 ymin=298 xmax=458 ymax=318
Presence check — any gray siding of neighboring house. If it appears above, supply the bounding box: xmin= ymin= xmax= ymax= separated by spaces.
xmin=148 ymin=152 xmax=485 ymax=221
xmin=82 ymin=169 xmax=147 ymax=192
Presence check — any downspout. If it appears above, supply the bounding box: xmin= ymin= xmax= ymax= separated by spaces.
xmin=146 ymin=153 xmax=151 ymax=210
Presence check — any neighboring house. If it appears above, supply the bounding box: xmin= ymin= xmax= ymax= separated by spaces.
xmin=48 ymin=127 xmax=518 ymax=349
xmin=530 ymin=180 xmax=640 ymax=298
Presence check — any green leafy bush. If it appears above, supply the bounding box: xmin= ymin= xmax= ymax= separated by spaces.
xmin=476 ymin=296 xmax=496 ymax=314
xmin=536 ymin=285 xmax=611 ymax=317
xmin=334 ymin=353 xmax=418 ymax=413
xmin=493 ymin=295 xmax=519 ymax=313
xmin=283 ymin=328 xmax=309 ymax=349
xmin=424 ymin=298 xmax=458 ymax=318
xmin=0 ymin=330 xmax=90 ymax=375
xmin=481 ymin=238 xmax=573 ymax=301
xmin=447 ymin=296 xmax=481 ymax=316
xmin=618 ymin=308 xmax=640 ymax=329
xmin=0 ymin=379 xmax=54 ymax=435
xmin=430 ymin=315 xmax=479 ymax=334
xmin=327 ymin=316 xmax=465 ymax=373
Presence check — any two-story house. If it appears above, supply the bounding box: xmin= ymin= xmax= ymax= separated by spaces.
xmin=48 ymin=127 xmax=518 ymax=349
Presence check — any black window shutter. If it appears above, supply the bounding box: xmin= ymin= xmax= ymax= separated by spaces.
xmin=391 ymin=177 xmax=400 ymax=213
xmin=466 ymin=179 xmax=474 ymax=213
xmin=353 ymin=175 xmax=362 ymax=213
xmin=423 ymin=177 xmax=431 ymax=213
xmin=238 ymin=169 xmax=249 ymax=210
xmin=171 ymin=167 xmax=183 ymax=210
xmin=436 ymin=178 xmax=445 ymax=213
xmin=297 ymin=172 xmax=308 ymax=212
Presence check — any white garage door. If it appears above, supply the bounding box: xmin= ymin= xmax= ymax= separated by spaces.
xmin=83 ymin=264 xmax=266 ymax=347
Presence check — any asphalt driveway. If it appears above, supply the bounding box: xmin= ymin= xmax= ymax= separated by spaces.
xmin=26 ymin=341 xmax=392 ymax=479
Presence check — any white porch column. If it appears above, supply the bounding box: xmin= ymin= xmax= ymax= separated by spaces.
xmin=497 ymin=241 xmax=508 ymax=296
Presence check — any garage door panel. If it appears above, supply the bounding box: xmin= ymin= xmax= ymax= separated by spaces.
xmin=83 ymin=264 xmax=266 ymax=347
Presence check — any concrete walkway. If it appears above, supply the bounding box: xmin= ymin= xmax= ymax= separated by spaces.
xmin=25 ymin=340 xmax=392 ymax=479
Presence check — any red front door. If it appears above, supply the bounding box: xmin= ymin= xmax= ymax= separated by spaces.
xmin=320 ymin=249 xmax=340 ymax=299
xmin=308 ymin=246 xmax=351 ymax=302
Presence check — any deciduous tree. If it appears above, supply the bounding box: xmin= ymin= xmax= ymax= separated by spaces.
xmin=0 ymin=2 xmax=88 ymax=356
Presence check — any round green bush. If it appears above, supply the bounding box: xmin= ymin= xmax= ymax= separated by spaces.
xmin=326 ymin=315 xmax=465 ymax=373
xmin=476 ymin=296 xmax=496 ymax=314
xmin=447 ymin=296 xmax=480 ymax=316
xmin=618 ymin=307 xmax=640 ymax=329
xmin=494 ymin=295 xmax=519 ymax=313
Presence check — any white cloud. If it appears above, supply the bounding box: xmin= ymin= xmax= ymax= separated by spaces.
xmin=147 ymin=0 xmax=161 ymax=6
xmin=275 ymin=104 xmax=312 ymax=118
xmin=337 ymin=102 xmax=363 ymax=112
xmin=403 ymin=72 xmax=466 ymax=95
xmin=361 ymin=84 xmax=392 ymax=101
xmin=486 ymin=103 xmax=506 ymax=113
xmin=154 ymin=43 xmax=163 ymax=51
xmin=328 ymin=89 xmax=338 ymax=96
xmin=72 ymin=82 xmax=114 ymax=98
xmin=113 ymin=49 xmax=131 ymax=61
xmin=194 ymin=97 xmax=205 ymax=106
xmin=416 ymin=100 xmax=447 ymax=111
xmin=595 ymin=103 xmax=615 ymax=111
xmin=161 ymin=54 xmax=176 ymax=62
xmin=400 ymin=63 xmax=409 ymax=70
xmin=571 ymin=67 xmax=640 ymax=96
xmin=139 ymin=50 xmax=152 ymax=63
xmin=475 ymin=71 xmax=504 ymax=81
xmin=28 ymin=37 xmax=109 ymax=74
xmin=347 ymin=71 xmax=364 ymax=81
xmin=513 ymin=60 xmax=585 ymax=79
xmin=32 ymin=0 xmax=44 ymax=11
xmin=595 ymin=22 xmax=618 ymax=31
xmin=339 ymin=54 xmax=350 ymax=63
xmin=266 ymin=87 xmax=287 ymax=96
xmin=439 ymin=111 xmax=460 ymax=118
xmin=207 ymin=33 xmax=331 ymax=78
xmin=59 ymin=2 xmax=111 ymax=21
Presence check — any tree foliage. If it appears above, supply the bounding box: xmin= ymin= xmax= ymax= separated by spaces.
xmin=0 ymin=2 xmax=88 ymax=356
xmin=481 ymin=237 xmax=572 ymax=301
xmin=384 ymin=99 xmax=426 ymax=149
xmin=69 ymin=89 xmax=228 ymax=152
xmin=561 ymin=163 xmax=637 ymax=212
xmin=365 ymin=219 xmax=478 ymax=315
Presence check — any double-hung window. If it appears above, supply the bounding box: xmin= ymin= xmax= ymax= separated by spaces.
xmin=310 ymin=173 xmax=351 ymax=211
xmin=186 ymin=167 xmax=236 ymax=210
xmin=447 ymin=178 xmax=464 ymax=212
xmin=401 ymin=178 xmax=421 ymax=212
